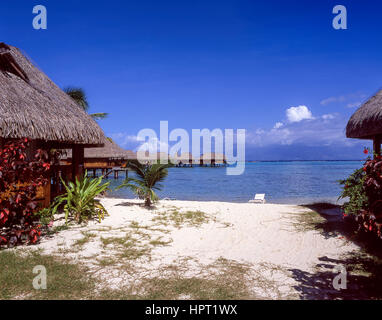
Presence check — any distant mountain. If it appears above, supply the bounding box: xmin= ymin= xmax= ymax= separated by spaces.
xmin=245 ymin=143 xmax=370 ymax=161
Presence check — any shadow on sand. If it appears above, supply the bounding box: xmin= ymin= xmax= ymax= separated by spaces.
xmin=115 ymin=201 xmax=157 ymax=210
xmin=290 ymin=203 xmax=382 ymax=300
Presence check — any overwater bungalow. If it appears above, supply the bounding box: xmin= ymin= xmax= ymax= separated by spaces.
xmin=346 ymin=89 xmax=382 ymax=157
xmin=0 ymin=43 xmax=105 ymax=206
xmin=200 ymin=152 xmax=227 ymax=167
xmin=172 ymin=152 xmax=199 ymax=167
xmin=62 ymin=138 xmax=136 ymax=178
xmin=136 ymin=151 xmax=171 ymax=164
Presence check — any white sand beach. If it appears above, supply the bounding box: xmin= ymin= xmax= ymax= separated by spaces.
xmin=31 ymin=198 xmax=360 ymax=299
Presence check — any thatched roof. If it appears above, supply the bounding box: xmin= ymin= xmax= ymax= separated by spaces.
xmin=135 ymin=151 xmax=170 ymax=163
xmin=171 ymin=152 xmax=200 ymax=164
xmin=0 ymin=43 xmax=105 ymax=145
xmin=65 ymin=139 xmax=136 ymax=160
xmin=201 ymin=152 xmax=226 ymax=164
xmin=346 ymin=89 xmax=382 ymax=139
xmin=85 ymin=139 xmax=135 ymax=159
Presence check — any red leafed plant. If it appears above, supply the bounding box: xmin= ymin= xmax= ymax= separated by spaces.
xmin=339 ymin=148 xmax=382 ymax=239
xmin=0 ymin=138 xmax=55 ymax=247
xmin=359 ymin=154 xmax=382 ymax=237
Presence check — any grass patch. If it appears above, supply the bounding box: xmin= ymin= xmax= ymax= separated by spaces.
xmin=152 ymin=209 xmax=211 ymax=228
xmin=100 ymin=226 xmax=171 ymax=261
xmin=96 ymin=257 xmax=117 ymax=267
xmin=0 ymin=250 xmax=95 ymax=300
xmin=101 ymin=235 xmax=132 ymax=247
xmin=94 ymin=226 xmax=113 ymax=232
xmin=149 ymin=237 xmax=172 ymax=246
xmin=45 ymin=224 xmax=69 ymax=236
xmin=0 ymin=250 xmax=289 ymax=300
xmin=287 ymin=202 xmax=343 ymax=234
xmin=98 ymin=258 xmax=258 ymax=300
xmin=118 ymin=246 xmax=151 ymax=260
xmin=293 ymin=202 xmax=361 ymax=240
xmin=74 ymin=231 xmax=97 ymax=247
xmin=289 ymin=210 xmax=327 ymax=233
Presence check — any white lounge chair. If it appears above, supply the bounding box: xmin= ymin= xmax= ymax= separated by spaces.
xmin=249 ymin=194 xmax=266 ymax=204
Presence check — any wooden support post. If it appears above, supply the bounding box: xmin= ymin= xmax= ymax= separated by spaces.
xmin=374 ymin=136 xmax=381 ymax=159
xmin=72 ymin=145 xmax=84 ymax=181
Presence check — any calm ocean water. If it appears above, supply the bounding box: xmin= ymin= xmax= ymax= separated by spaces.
xmin=103 ymin=161 xmax=363 ymax=205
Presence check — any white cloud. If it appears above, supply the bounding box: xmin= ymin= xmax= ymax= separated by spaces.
xmin=322 ymin=113 xmax=336 ymax=120
xmin=247 ymin=127 xmax=292 ymax=146
xmin=247 ymin=110 xmax=357 ymax=148
xmin=286 ymin=105 xmax=314 ymax=123
xmin=320 ymin=96 xmax=346 ymax=106
xmin=346 ymin=101 xmax=362 ymax=108
xmin=110 ymin=132 xmax=170 ymax=152
xmin=320 ymin=93 xmax=367 ymax=107
xmin=273 ymin=122 xmax=284 ymax=129
xmin=109 ymin=133 xmax=139 ymax=147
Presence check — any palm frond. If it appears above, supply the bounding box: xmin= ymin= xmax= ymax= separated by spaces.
xmin=64 ymin=87 xmax=89 ymax=111
xmin=90 ymin=112 xmax=109 ymax=120
xmin=117 ymin=160 xmax=170 ymax=206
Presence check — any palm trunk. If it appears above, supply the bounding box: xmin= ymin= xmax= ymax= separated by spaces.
xmin=145 ymin=195 xmax=151 ymax=207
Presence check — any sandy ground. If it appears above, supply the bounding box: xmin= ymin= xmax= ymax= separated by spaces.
xmin=31 ymin=198 xmax=360 ymax=299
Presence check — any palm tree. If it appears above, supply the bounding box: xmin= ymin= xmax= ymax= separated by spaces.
xmin=116 ymin=160 xmax=171 ymax=206
xmin=64 ymin=87 xmax=108 ymax=120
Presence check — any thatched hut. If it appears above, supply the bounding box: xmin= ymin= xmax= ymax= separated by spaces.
xmin=200 ymin=152 xmax=227 ymax=166
xmin=346 ymin=89 xmax=382 ymax=157
xmin=0 ymin=43 xmax=105 ymax=204
xmin=136 ymin=151 xmax=170 ymax=164
xmin=171 ymin=152 xmax=199 ymax=166
xmin=63 ymin=138 xmax=136 ymax=170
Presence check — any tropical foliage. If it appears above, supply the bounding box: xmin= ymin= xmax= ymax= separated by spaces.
xmin=64 ymin=87 xmax=108 ymax=120
xmin=52 ymin=173 xmax=110 ymax=224
xmin=338 ymin=167 xmax=368 ymax=216
xmin=117 ymin=160 xmax=171 ymax=206
xmin=0 ymin=139 xmax=57 ymax=247
xmin=339 ymin=148 xmax=382 ymax=238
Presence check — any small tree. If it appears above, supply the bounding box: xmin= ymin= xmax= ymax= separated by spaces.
xmin=117 ymin=160 xmax=171 ymax=206
xmin=339 ymin=148 xmax=382 ymax=238
xmin=0 ymin=139 xmax=55 ymax=247
xmin=52 ymin=172 xmax=110 ymax=224
xmin=338 ymin=167 xmax=368 ymax=216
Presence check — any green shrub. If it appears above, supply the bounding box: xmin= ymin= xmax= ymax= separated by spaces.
xmin=338 ymin=167 xmax=368 ymax=216
xmin=34 ymin=207 xmax=54 ymax=227
xmin=52 ymin=172 xmax=110 ymax=224
xmin=339 ymin=150 xmax=382 ymax=238
xmin=117 ymin=160 xmax=171 ymax=206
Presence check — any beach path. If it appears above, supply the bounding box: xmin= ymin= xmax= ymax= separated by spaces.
xmin=30 ymin=198 xmax=363 ymax=299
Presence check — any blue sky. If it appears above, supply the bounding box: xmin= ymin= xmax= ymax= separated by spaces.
xmin=2 ymin=0 xmax=382 ymax=160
